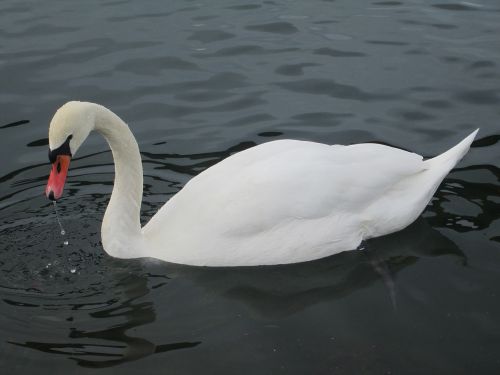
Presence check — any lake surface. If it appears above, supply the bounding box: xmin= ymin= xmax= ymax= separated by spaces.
xmin=1 ymin=0 xmax=499 ymax=373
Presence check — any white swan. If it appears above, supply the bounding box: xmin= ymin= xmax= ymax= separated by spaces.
xmin=45 ymin=101 xmax=477 ymax=266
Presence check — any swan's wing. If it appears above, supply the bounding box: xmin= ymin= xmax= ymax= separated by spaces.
xmin=144 ymin=140 xmax=425 ymax=239
xmin=333 ymin=142 xmax=425 ymax=207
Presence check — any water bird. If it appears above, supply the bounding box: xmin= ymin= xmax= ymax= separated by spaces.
xmin=45 ymin=101 xmax=477 ymax=266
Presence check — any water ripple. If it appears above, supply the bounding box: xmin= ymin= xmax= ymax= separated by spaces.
xmin=1 ymin=0 xmax=500 ymax=372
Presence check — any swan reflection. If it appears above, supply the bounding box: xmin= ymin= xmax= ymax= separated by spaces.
xmin=161 ymin=218 xmax=464 ymax=319
xmin=8 ymin=270 xmax=200 ymax=368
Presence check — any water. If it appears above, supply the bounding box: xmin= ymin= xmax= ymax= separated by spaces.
xmin=1 ymin=0 xmax=499 ymax=373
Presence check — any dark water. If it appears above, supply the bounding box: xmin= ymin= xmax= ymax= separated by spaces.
xmin=1 ymin=0 xmax=499 ymax=373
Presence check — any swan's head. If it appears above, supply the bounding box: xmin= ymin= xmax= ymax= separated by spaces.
xmin=45 ymin=101 xmax=95 ymax=201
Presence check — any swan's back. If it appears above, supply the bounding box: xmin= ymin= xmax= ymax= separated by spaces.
xmin=141 ymin=133 xmax=476 ymax=267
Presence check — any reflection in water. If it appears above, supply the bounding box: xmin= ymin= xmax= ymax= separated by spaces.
xmin=7 ymin=272 xmax=200 ymax=368
xmin=363 ymin=244 xmax=398 ymax=310
xmin=1 ymin=209 xmax=464 ymax=368
xmin=429 ymin=164 xmax=500 ymax=233
xmin=170 ymin=219 xmax=464 ymax=319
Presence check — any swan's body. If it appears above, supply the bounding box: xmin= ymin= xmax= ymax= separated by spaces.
xmin=46 ymin=102 xmax=477 ymax=266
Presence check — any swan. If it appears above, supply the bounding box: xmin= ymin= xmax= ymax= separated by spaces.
xmin=45 ymin=101 xmax=477 ymax=266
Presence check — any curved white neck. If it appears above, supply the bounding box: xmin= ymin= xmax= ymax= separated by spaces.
xmin=93 ymin=105 xmax=144 ymax=258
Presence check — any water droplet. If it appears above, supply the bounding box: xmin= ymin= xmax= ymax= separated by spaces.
xmin=63 ymin=240 xmax=69 ymax=246
xmin=53 ymin=201 xmax=67 ymax=238
xmin=70 ymin=269 xmax=76 ymax=274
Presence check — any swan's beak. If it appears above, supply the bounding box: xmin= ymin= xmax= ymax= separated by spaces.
xmin=45 ymin=155 xmax=71 ymax=201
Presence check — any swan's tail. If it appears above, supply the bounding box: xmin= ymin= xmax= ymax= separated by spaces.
xmin=416 ymin=128 xmax=478 ymax=215
xmin=365 ymin=129 xmax=479 ymax=240
xmin=423 ymin=129 xmax=478 ymax=173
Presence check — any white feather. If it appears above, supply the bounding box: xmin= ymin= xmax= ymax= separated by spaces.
xmin=48 ymin=102 xmax=478 ymax=266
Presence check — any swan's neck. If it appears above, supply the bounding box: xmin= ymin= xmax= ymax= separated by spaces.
xmin=94 ymin=105 xmax=144 ymax=258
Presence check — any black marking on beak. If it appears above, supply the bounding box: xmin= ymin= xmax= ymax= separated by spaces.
xmin=49 ymin=135 xmax=72 ymax=163
xmin=48 ymin=191 xmax=56 ymax=201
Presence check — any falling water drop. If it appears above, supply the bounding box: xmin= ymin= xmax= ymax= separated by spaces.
xmin=53 ymin=201 xmax=69 ymax=247
xmin=53 ymin=201 xmax=66 ymax=235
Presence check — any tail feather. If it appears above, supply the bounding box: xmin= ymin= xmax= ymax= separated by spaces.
xmin=364 ymin=129 xmax=478 ymax=240
xmin=423 ymin=129 xmax=478 ymax=172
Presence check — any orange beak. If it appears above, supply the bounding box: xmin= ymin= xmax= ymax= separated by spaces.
xmin=45 ymin=155 xmax=71 ymax=201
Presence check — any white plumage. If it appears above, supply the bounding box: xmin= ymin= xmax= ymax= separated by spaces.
xmin=47 ymin=101 xmax=477 ymax=266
